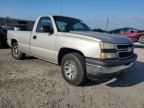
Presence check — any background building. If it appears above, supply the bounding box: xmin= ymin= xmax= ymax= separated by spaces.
xmin=0 ymin=16 xmax=34 ymax=31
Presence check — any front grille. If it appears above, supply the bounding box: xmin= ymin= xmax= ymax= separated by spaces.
xmin=117 ymin=44 xmax=134 ymax=59
xmin=117 ymin=44 xmax=133 ymax=50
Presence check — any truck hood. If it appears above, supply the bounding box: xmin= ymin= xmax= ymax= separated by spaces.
xmin=68 ymin=31 xmax=132 ymax=44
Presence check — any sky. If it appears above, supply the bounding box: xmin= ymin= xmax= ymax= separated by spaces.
xmin=0 ymin=0 xmax=144 ymax=30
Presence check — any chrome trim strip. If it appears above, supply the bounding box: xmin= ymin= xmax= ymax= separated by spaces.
xmin=116 ymin=44 xmax=134 ymax=59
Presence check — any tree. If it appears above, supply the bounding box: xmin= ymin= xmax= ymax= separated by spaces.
xmin=93 ymin=28 xmax=107 ymax=33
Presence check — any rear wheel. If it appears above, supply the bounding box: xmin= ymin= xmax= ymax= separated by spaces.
xmin=61 ymin=53 xmax=86 ymax=86
xmin=138 ymin=34 xmax=144 ymax=44
xmin=11 ymin=42 xmax=25 ymax=60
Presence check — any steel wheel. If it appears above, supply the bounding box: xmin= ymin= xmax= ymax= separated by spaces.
xmin=61 ymin=53 xmax=86 ymax=86
xmin=11 ymin=42 xmax=25 ymax=60
xmin=13 ymin=45 xmax=20 ymax=57
xmin=63 ymin=60 xmax=77 ymax=80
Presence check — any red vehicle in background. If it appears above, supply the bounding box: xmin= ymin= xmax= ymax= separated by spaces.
xmin=108 ymin=27 xmax=144 ymax=43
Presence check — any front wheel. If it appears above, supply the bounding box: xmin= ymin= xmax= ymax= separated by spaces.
xmin=11 ymin=42 xmax=25 ymax=60
xmin=61 ymin=53 xmax=86 ymax=86
xmin=138 ymin=34 xmax=144 ymax=44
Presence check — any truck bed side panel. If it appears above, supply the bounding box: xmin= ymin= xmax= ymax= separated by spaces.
xmin=7 ymin=30 xmax=32 ymax=54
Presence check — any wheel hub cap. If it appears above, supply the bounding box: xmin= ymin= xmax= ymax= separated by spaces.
xmin=13 ymin=46 xmax=20 ymax=57
xmin=63 ymin=60 xmax=77 ymax=80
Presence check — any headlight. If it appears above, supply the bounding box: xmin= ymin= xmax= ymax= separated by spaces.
xmin=100 ymin=53 xmax=117 ymax=59
xmin=100 ymin=42 xmax=117 ymax=59
xmin=100 ymin=42 xmax=116 ymax=49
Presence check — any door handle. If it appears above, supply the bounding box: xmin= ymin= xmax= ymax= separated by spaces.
xmin=33 ymin=35 xmax=37 ymax=39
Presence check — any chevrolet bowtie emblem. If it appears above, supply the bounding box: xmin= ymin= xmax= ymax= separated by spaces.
xmin=128 ymin=47 xmax=133 ymax=52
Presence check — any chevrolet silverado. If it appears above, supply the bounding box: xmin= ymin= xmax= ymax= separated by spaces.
xmin=7 ymin=16 xmax=137 ymax=86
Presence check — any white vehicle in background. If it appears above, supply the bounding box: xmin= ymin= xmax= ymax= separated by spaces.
xmin=7 ymin=15 xmax=137 ymax=86
xmin=14 ymin=27 xmax=20 ymax=31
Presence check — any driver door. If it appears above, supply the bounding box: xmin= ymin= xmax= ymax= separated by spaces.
xmin=30 ymin=17 xmax=57 ymax=62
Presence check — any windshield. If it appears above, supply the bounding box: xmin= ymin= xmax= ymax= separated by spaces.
xmin=53 ymin=16 xmax=91 ymax=32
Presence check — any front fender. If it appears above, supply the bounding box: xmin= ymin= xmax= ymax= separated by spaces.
xmin=57 ymin=41 xmax=101 ymax=59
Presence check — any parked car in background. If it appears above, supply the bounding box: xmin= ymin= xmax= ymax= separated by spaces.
xmin=2 ymin=26 xmax=14 ymax=31
xmin=0 ymin=27 xmax=7 ymax=48
xmin=0 ymin=26 xmax=15 ymax=48
xmin=108 ymin=27 xmax=144 ymax=43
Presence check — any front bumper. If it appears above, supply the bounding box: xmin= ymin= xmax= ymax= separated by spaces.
xmin=86 ymin=54 xmax=137 ymax=79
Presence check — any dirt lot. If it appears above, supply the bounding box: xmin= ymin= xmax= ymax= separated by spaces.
xmin=0 ymin=43 xmax=144 ymax=108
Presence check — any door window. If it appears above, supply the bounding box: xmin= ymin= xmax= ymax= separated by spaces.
xmin=36 ymin=17 xmax=53 ymax=33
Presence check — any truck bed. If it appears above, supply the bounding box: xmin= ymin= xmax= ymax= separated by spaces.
xmin=7 ymin=30 xmax=32 ymax=54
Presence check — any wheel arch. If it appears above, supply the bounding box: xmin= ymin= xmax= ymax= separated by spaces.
xmin=58 ymin=47 xmax=85 ymax=66
xmin=11 ymin=39 xmax=18 ymax=46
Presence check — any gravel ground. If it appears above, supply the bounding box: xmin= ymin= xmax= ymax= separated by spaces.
xmin=0 ymin=43 xmax=144 ymax=108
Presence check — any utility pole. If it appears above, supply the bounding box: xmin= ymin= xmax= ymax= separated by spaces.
xmin=106 ymin=17 xmax=109 ymax=31
xmin=6 ymin=16 xmax=10 ymax=27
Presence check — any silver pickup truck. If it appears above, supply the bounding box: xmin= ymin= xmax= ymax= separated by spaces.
xmin=7 ymin=15 xmax=137 ymax=86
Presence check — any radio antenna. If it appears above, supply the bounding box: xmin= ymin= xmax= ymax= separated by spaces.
xmin=60 ymin=0 xmax=63 ymax=15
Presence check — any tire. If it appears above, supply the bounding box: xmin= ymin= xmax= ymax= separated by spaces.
xmin=138 ymin=34 xmax=144 ymax=44
xmin=11 ymin=42 xmax=25 ymax=60
xmin=61 ymin=53 xmax=86 ymax=86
